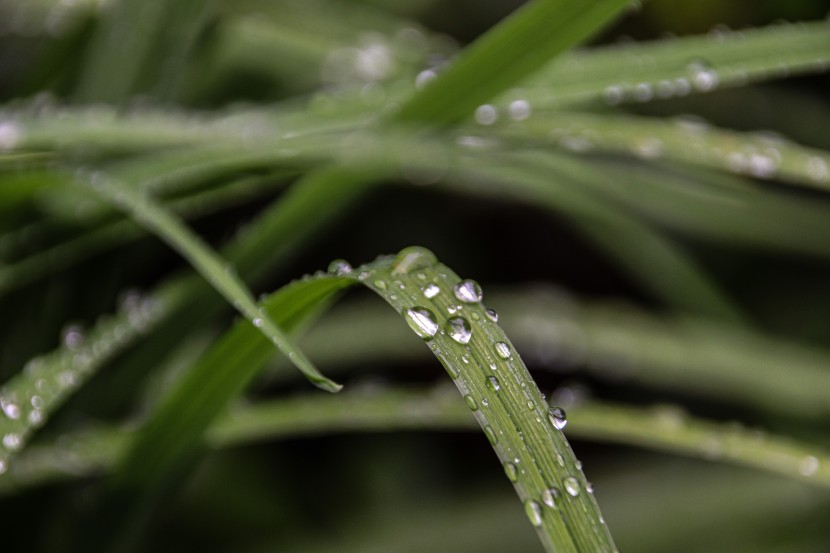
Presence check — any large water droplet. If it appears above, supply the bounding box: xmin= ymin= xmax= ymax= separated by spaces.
xmin=564 ymin=476 xmax=580 ymax=496
xmin=422 ymin=283 xmax=440 ymax=299
xmin=504 ymin=462 xmax=518 ymax=482
xmin=525 ymin=500 xmax=543 ymax=527
xmin=327 ymin=259 xmax=352 ymax=275
xmin=548 ymin=407 xmax=567 ymax=430
xmin=447 ymin=317 xmax=472 ymax=344
xmin=484 ymin=425 xmax=498 ymax=444
xmin=494 ymin=341 xmax=511 ymax=359
xmin=542 ymin=487 xmax=560 ymax=508
xmin=393 ymin=246 xmax=437 ymax=274
xmin=454 ymin=279 xmax=483 ymax=303
xmin=404 ymin=307 xmax=438 ymax=340
xmin=487 ymin=376 xmax=501 ymax=392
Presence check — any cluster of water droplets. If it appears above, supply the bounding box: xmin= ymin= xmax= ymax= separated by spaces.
xmin=0 ymin=290 xmax=162 ymax=474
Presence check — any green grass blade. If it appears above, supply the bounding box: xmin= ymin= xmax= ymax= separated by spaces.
xmin=391 ymin=0 xmax=632 ymax=126
xmin=497 ymin=111 xmax=830 ymax=191
xmin=6 ymin=389 xmax=830 ymax=493
xmin=518 ymin=20 xmax=830 ymax=108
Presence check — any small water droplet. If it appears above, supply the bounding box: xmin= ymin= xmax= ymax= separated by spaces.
xmin=548 ymin=407 xmax=567 ymax=430
xmin=542 ymin=487 xmax=560 ymax=508
xmin=485 ymin=308 xmax=499 ymax=322
xmin=526 ymin=400 xmax=535 ymax=410
xmin=453 ymin=280 xmax=483 ymax=303
xmin=415 ymin=69 xmax=437 ymax=88
xmin=800 ymin=455 xmax=820 ymax=477
xmin=422 ymin=283 xmax=440 ymax=299
xmin=484 ymin=425 xmax=498 ymax=444
xmin=487 ymin=375 xmax=501 ymax=392
xmin=461 ymin=353 xmax=470 ymax=364
xmin=0 ymin=457 xmax=7 ymax=475
xmin=556 ymin=454 xmax=565 ymax=467
xmin=374 ymin=279 xmax=387 ymax=290
xmin=489 ymin=362 xmax=497 ymax=371
xmin=602 ymin=85 xmax=624 ymax=105
xmin=564 ymin=476 xmax=580 ymax=496
xmin=525 ymin=500 xmax=543 ymax=527
xmin=586 ymin=481 xmax=595 ymax=493
xmin=494 ymin=341 xmax=511 ymax=359
xmin=447 ymin=316 xmax=472 ymax=344
xmin=327 ymin=259 xmax=352 ymax=275
xmin=3 ymin=433 xmax=22 ymax=451
xmin=508 ymin=99 xmax=531 ymax=121
xmin=687 ymin=59 xmax=720 ymax=92
xmin=62 ymin=325 xmax=85 ymax=350
xmin=465 ymin=395 xmax=479 ymax=411
xmin=392 ymin=246 xmax=437 ymax=274
xmin=504 ymin=462 xmax=518 ymax=482
xmin=475 ymin=104 xmax=498 ymax=125
xmin=404 ymin=307 xmax=439 ymax=340
xmin=481 ymin=398 xmax=490 ymax=407
xmin=1 ymin=399 xmax=20 ymax=420
xmin=253 ymin=317 xmax=265 ymax=328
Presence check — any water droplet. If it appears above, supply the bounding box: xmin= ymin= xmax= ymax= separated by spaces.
xmin=30 ymin=396 xmax=43 ymax=410
xmin=481 ymin=398 xmax=490 ymax=407
xmin=0 ymin=121 xmax=22 ymax=151
xmin=373 ymin=279 xmax=386 ymax=290
xmin=461 ymin=353 xmax=470 ymax=364
xmin=454 ymin=279 xmax=483 ymax=303
xmin=542 ymin=487 xmax=560 ymax=508
xmin=487 ymin=376 xmax=501 ymax=392
xmin=525 ymin=500 xmax=543 ymax=527
xmin=484 ymin=425 xmax=498 ymax=444
xmin=800 ymin=455 xmax=820 ymax=477
xmin=464 ymin=395 xmax=479 ymax=411
xmin=393 ymin=246 xmax=437 ymax=274
xmin=687 ymin=60 xmax=720 ymax=92
xmin=489 ymin=362 xmax=497 ymax=371
xmin=327 ymin=259 xmax=352 ymax=275
xmin=548 ymin=407 xmax=567 ymax=430
xmin=404 ymin=307 xmax=438 ymax=340
xmin=253 ymin=317 xmax=265 ymax=328
xmin=415 ymin=69 xmax=437 ymax=89
xmin=3 ymin=433 xmax=22 ymax=451
xmin=602 ymin=85 xmax=624 ymax=105
xmin=564 ymin=476 xmax=580 ymax=496
xmin=806 ymin=157 xmax=829 ymax=182
xmin=586 ymin=482 xmax=595 ymax=493
xmin=447 ymin=316 xmax=472 ymax=344
xmin=475 ymin=104 xmax=498 ymax=125
xmin=1 ymin=399 xmax=20 ymax=420
xmin=633 ymin=82 xmax=653 ymax=102
xmin=62 ymin=325 xmax=85 ymax=350
xmin=526 ymin=400 xmax=535 ymax=410
xmin=485 ymin=308 xmax=499 ymax=322
xmin=422 ymin=283 xmax=440 ymax=299
xmin=0 ymin=457 xmax=6 ymax=475
xmin=508 ymin=99 xmax=531 ymax=121
xmin=494 ymin=341 xmax=511 ymax=359
xmin=556 ymin=453 xmax=565 ymax=467
xmin=504 ymin=462 xmax=518 ymax=482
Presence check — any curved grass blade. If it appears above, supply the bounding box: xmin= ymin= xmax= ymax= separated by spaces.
xmin=516 ymin=20 xmax=830 ymax=108
xmin=391 ymin=0 xmax=632 ymax=127
xmin=77 ymin=169 xmax=340 ymax=393
xmin=6 ymin=389 xmax=830 ymax=493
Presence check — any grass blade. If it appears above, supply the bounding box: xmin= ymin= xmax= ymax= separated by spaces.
xmin=392 ymin=0 xmax=632 ymax=126
xmin=78 ymin=170 xmax=340 ymax=392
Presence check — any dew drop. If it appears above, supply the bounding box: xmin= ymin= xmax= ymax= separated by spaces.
xmin=422 ymin=283 xmax=440 ymax=299
xmin=0 ymin=457 xmax=6 ymax=475
xmin=253 ymin=317 xmax=265 ymax=328
xmin=602 ymin=85 xmax=624 ymax=105
xmin=392 ymin=246 xmax=437 ymax=274
xmin=525 ymin=500 xmax=543 ymax=527
xmin=404 ymin=307 xmax=439 ymax=340
xmin=1 ymin=399 xmax=20 ymax=420
xmin=464 ymin=395 xmax=479 ymax=411
xmin=415 ymin=69 xmax=437 ymax=88
xmin=62 ymin=325 xmax=85 ymax=350
xmin=487 ymin=375 xmax=501 ymax=392
xmin=327 ymin=259 xmax=352 ymax=275
xmin=454 ymin=279 xmax=483 ymax=303
xmin=481 ymin=398 xmax=490 ymax=407
xmin=3 ymin=433 xmax=22 ymax=451
xmin=494 ymin=341 xmax=511 ymax=359
xmin=542 ymin=487 xmax=560 ymax=508
xmin=564 ymin=476 xmax=580 ymax=496
xmin=548 ymin=407 xmax=568 ymax=430
xmin=475 ymin=104 xmax=498 ymax=125
xmin=484 ymin=425 xmax=498 ymax=445
xmin=508 ymin=99 xmax=531 ymax=121
xmin=687 ymin=60 xmax=720 ymax=92
xmin=374 ymin=279 xmax=387 ymax=290
xmin=800 ymin=455 xmax=820 ymax=477
xmin=447 ymin=316 xmax=472 ymax=344
xmin=504 ymin=461 xmax=519 ymax=482
xmin=485 ymin=308 xmax=499 ymax=322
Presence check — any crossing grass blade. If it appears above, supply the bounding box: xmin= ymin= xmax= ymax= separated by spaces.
xmin=391 ymin=0 xmax=633 ymax=126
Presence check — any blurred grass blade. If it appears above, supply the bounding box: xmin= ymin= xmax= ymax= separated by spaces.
xmin=392 ymin=0 xmax=632 ymax=126
xmin=77 ymin=170 xmax=340 ymax=392
xmin=445 ymin=154 xmax=745 ymax=322
xmin=6 ymin=389 xmax=830 ymax=493
xmin=518 ymin=19 xmax=830 ymax=108
xmin=74 ymin=0 xmax=215 ymax=103
xmin=497 ymin=111 xmax=830 ymax=191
